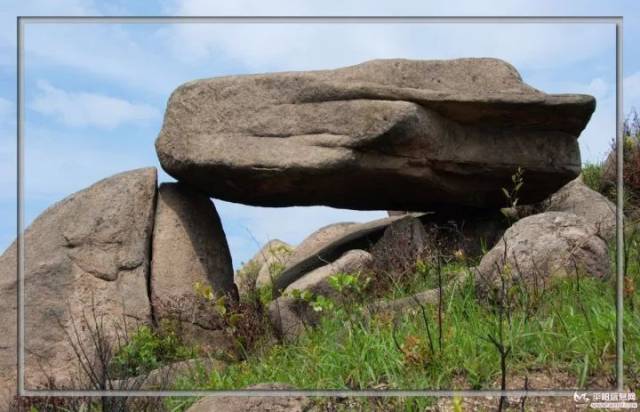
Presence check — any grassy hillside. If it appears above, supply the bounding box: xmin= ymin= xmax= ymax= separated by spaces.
xmin=164 ymin=244 xmax=640 ymax=411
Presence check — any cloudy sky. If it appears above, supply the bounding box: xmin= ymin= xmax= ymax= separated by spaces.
xmin=1 ymin=1 xmax=639 ymax=268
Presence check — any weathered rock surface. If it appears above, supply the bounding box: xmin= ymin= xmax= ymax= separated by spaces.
xmin=475 ymin=212 xmax=610 ymax=296
xmin=0 ymin=168 xmax=157 ymax=407
xmin=368 ymin=289 xmax=440 ymax=316
xmin=273 ymin=215 xmax=411 ymax=294
xmin=543 ymin=177 xmax=616 ymax=240
xmin=284 ymin=249 xmax=373 ymax=298
xmin=370 ymin=216 xmax=430 ymax=275
xmin=236 ymin=239 xmax=292 ymax=294
xmin=186 ymin=383 xmax=310 ymax=412
xmin=151 ymin=182 xmax=237 ymax=325
xmin=156 ymin=58 xmax=594 ymax=211
xmin=113 ymin=358 xmax=226 ymax=390
xmin=285 ymin=222 xmax=357 ymax=270
xmin=268 ymin=296 xmax=310 ymax=342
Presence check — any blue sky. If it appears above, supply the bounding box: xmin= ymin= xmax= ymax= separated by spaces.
xmin=1 ymin=0 xmax=639 ymax=269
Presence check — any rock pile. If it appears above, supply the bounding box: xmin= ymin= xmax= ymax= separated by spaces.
xmin=0 ymin=58 xmax=605 ymax=409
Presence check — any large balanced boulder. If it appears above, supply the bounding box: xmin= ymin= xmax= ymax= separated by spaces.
xmin=475 ymin=212 xmax=610 ymax=297
xmin=542 ymin=177 xmax=616 ymax=240
xmin=156 ymin=58 xmax=594 ymax=211
xmin=0 ymin=168 xmax=157 ymax=407
xmin=151 ymin=182 xmax=237 ymax=330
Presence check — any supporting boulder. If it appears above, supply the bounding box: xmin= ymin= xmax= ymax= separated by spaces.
xmin=156 ymin=58 xmax=594 ymax=211
xmin=268 ymin=296 xmax=310 ymax=342
xmin=151 ymin=182 xmax=237 ymax=331
xmin=0 ymin=168 xmax=157 ymax=404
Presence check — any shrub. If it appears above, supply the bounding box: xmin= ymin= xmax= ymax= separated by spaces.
xmin=192 ymin=282 xmax=274 ymax=360
xmin=234 ymin=260 xmax=262 ymax=298
xmin=600 ymin=109 xmax=640 ymax=212
xmin=111 ymin=323 xmax=196 ymax=378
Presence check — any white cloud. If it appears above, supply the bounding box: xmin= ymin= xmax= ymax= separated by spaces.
xmin=160 ymin=0 xmax=614 ymax=74
xmin=30 ymin=80 xmax=159 ymax=129
xmin=23 ymin=24 xmax=187 ymax=94
xmin=580 ymin=93 xmax=616 ymax=163
xmin=160 ymin=22 xmax=612 ymax=75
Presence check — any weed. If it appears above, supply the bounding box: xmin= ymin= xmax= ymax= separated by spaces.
xmin=110 ymin=323 xmax=195 ymax=378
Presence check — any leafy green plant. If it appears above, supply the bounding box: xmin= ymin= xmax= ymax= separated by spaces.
xmin=309 ymin=295 xmax=336 ymax=313
xmin=287 ymin=288 xmax=335 ymax=314
xmin=288 ymin=288 xmax=314 ymax=302
xmin=257 ymin=284 xmax=274 ymax=306
xmin=328 ymin=272 xmax=370 ymax=295
xmin=194 ymin=280 xmax=215 ymax=301
xmin=192 ymin=281 xmax=273 ymax=361
xmin=111 ymin=324 xmax=195 ymax=378
xmin=500 ymin=167 xmax=525 ymax=225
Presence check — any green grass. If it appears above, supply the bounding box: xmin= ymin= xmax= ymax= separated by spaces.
xmin=164 ymin=249 xmax=639 ymax=412
xmin=582 ymin=162 xmax=605 ymax=193
xmin=203 ymin=277 xmax=636 ymax=387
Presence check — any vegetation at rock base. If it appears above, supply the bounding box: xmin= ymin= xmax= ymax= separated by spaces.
xmin=161 ymin=242 xmax=640 ymax=411
xmin=110 ymin=323 xmax=197 ymax=378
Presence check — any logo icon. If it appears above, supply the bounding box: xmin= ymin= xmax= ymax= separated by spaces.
xmin=574 ymin=392 xmax=590 ymax=403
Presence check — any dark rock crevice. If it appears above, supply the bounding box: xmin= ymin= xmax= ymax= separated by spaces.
xmin=146 ymin=181 xmax=159 ymax=327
